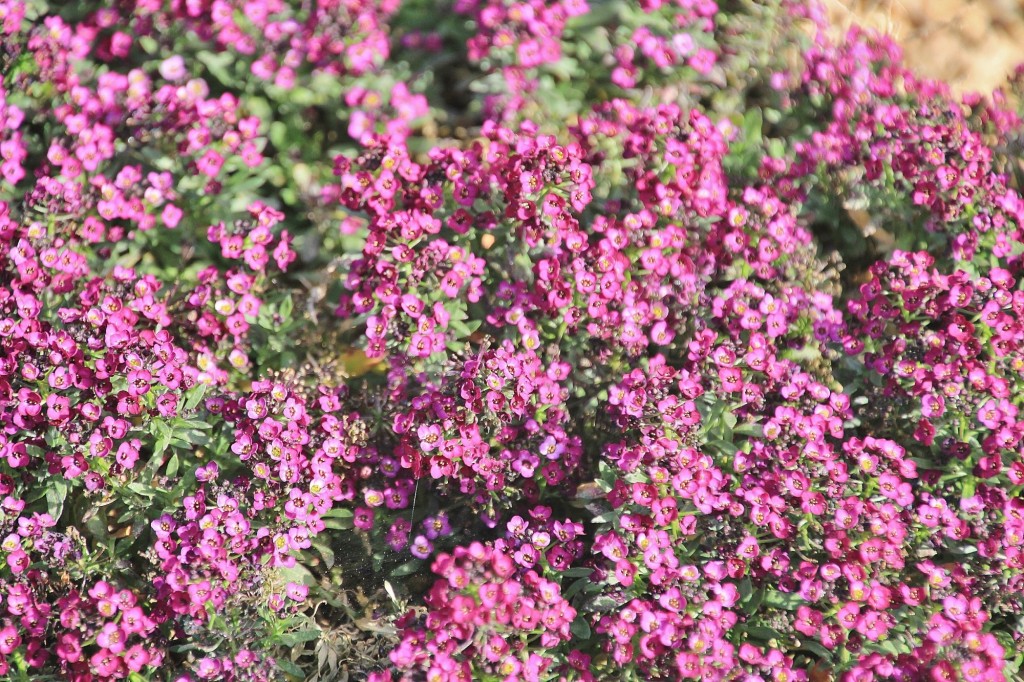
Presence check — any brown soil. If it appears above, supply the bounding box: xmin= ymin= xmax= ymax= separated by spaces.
xmin=824 ymin=0 xmax=1024 ymax=93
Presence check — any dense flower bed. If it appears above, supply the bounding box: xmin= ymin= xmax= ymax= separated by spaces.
xmin=2 ymin=0 xmax=1024 ymax=680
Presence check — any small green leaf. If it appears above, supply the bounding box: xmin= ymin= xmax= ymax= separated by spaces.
xmin=707 ymin=438 xmax=739 ymax=455
xmin=137 ymin=36 xmax=158 ymax=55
xmin=570 ymin=616 xmax=592 ymax=640
xmin=166 ymin=453 xmax=180 ymax=478
xmin=798 ymin=639 xmax=834 ymax=662
xmin=313 ymin=541 xmax=335 ymax=569
xmin=562 ymin=577 xmax=591 ymax=601
xmin=152 ymin=420 xmax=173 ymax=459
xmin=279 ymin=294 xmax=294 ymax=321
xmin=278 ymin=628 xmax=322 ymax=647
xmin=322 ymin=517 xmax=353 ymax=531
xmin=745 ymin=625 xmax=784 ymax=642
xmin=82 ymin=506 xmax=110 ymax=541
xmin=743 ymin=107 xmax=764 ymax=145
xmin=276 ymin=658 xmax=305 ymax=679
xmin=581 ymin=594 xmax=623 ymax=613
xmin=384 ymin=580 xmax=400 ymax=605
xmin=723 ymin=409 xmax=738 ymax=431
xmin=560 ymin=567 xmax=594 ymax=578
xmin=197 ymin=50 xmax=235 ymax=85
xmin=182 ymin=383 xmax=209 ymax=413
xmin=590 ymin=511 xmax=619 ymax=525
xmin=763 ymin=589 xmax=803 ymax=610
xmin=734 ymin=422 xmax=764 ymax=437
xmin=276 ymin=563 xmax=316 ymax=587
xmin=126 ymin=483 xmax=157 ymax=498
xmin=173 ymin=418 xmax=212 ymax=431
xmin=448 ymin=317 xmax=482 ymax=340
xmin=743 ymin=585 xmax=766 ymax=614
xmin=390 ymin=560 xmax=423 ymax=578
xmin=45 ymin=479 xmax=69 ymax=521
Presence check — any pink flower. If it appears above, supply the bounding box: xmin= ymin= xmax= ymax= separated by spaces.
xmin=158 ymin=55 xmax=187 ymax=80
xmin=162 ymin=203 xmax=183 ymax=228
xmin=196 ymin=149 xmax=225 ymax=177
xmin=0 ymin=625 xmax=21 ymax=655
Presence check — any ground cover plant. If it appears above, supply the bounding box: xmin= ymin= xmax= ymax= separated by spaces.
xmin=2 ymin=0 xmax=1024 ymax=680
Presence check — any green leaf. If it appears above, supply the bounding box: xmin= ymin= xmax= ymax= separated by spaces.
xmin=276 ymin=658 xmax=305 ymax=679
xmin=276 ymin=563 xmax=316 ymax=587
xmin=742 ymin=107 xmax=764 ymax=145
xmin=582 ymin=594 xmax=624 ymax=613
xmin=82 ymin=506 xmax=110 ymax=542
xmin=152 ymin=420 xmax=173 ymax=460
xmin=743 ymin=585 xmax=766 ymax=614
xmin=448 ymin=317 xmax=482 ymax=340
xmin=706 ymin=438 xmax=739 ymax=455
xmin=313 ymin=541 xmax=335 ymax=569
xmin=126 ymin=482 xmax=157 ymax=498
xmin=279 ymin=294 xmax=294 ymax=321
xmin=570 ymin=616 xmax=592 ymax=640
xmin=182 ymin=383 xmax=209 ymax=413
xmin=876 ymin=636 xmax=906 ymax=656
xmin=384 ymin=580 xmax=401 ymax=605
xmin=798 ymin=640 xmax=834 ymax=662
xmin=45 ymin=479 xmax=69 ymax=521
xmin=560 ymin=567 xmax=594 ymax=578
xmin=173 ymin=418 xmax=212 ymax=431
xmin=277 ymin=628 xmax=322 ymax=647
xmin=270 ymin=121 xmax=289 ymax=150
xmin=734 ymin=422 xmax=764 ymax=437
xmin=763 ymin=589 xmax=803 ymax=610
xmin=745 ymin=625 xmax=784 ymax=642
xmin=562 ymin=577 xmax=592 ymax=601
xmin=166 ymin=453 xmax=180 ymax=478
xmin=590 ymin=510 xmax=619 ymax=525
xmin=390 ymin=559 xmax=423 ymax=578
xmin=737 ymin=577 xmax=752 ymax=602
xmin=3 ymin=52 xmax=35 ymax=87
xmin=197 ymin=50 xmax=235 ymax=85
xmin=137 ymin=36 xmax=158 ymax=55
xmin=322 ymin=517 xmax=353 ymax=531
xmin=723 ymin=409 xmax=738 ymax=431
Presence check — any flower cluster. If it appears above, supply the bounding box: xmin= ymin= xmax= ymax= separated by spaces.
xmin=2 ymin=0 xmax=1024 ymax=680
xmin=377 ymin=540 xmax=579 ymax=681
